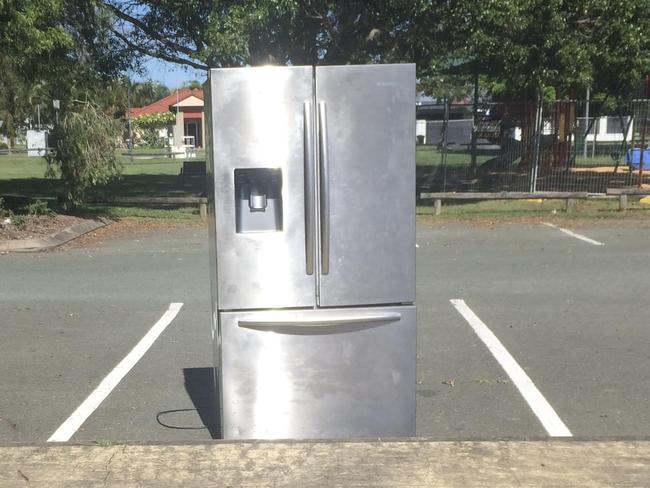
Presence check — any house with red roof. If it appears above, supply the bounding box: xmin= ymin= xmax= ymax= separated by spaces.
xmin=129 ymin=88 xmax=205 ymax=150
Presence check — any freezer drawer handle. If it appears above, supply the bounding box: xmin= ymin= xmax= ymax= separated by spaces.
xmin=303 ymin=101 xmax=315 ymax=275
xmin=238 ymin=312 xmax=401 ymax=329
xmin=317 ymin=101 xmax=330 ymax=275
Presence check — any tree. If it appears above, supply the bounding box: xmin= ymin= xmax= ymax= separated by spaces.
xmin=587 ymin=0 xmax=650 ymax=98
xmin=433 ymin=0 xmax=650 ymax=100
xmin=101 ymin=1 xmax=441 ymax=68
xmin=46 ymin=101 xmax=122 ymax=207
xmin=132 ymin=112 xmax=175 ymax=147
xmin=0 ymin=1 xmax=139 ymax=148
xmin=0 ymin=56 xmax=28 ymax=150
xmin=0 ymin=1 xmax=70 ymax=146
xmin=182 ymin=80 xmax=204 ymax=90
xmin=0 ymin=0 xmax=72 ymax=62
xmin=90 ymin=78 xmax=170 ymax=119
xmin=128 ymin=80 xmax=171 ymax=108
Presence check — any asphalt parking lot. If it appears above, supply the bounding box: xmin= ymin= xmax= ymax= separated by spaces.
xmin=1 ymin=219 xmax=650 ymax=443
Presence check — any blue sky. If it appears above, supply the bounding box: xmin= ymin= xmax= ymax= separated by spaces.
xmin=131 ymin=57 xmax=207 ymax=89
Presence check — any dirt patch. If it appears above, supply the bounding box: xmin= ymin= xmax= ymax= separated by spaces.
xmin=59 ymin=217 xmax=205 ymax=250
xmin=0 ymin=214 xmax=87 ymax=240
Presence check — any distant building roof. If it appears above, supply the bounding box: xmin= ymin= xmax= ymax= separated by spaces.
xmin=129 ymin=88 xmax=204 ymax=118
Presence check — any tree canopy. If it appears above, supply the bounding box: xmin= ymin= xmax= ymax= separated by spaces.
xmin=0 ymin=0 xmax=139 ymax=144
xmin=102 ymin=0 xmax=440 ymax=68
xmin=438 ymin=0 xmax=650 ymax=99
xmin=2 ymin=0 xmax=649 ymax=116
xmin=101 ymin=0 xmax=649 ymax=100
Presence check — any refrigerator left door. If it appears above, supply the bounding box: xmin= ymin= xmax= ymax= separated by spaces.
xmin=208 ymin=66 xmax=317 ymax=310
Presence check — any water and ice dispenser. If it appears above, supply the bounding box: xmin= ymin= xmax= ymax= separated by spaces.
xmin=234 ymin=168 xmax=283 ymax=233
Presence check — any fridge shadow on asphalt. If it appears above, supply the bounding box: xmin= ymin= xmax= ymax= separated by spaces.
xmin=155 ymin=367 xmax=220 ymax=439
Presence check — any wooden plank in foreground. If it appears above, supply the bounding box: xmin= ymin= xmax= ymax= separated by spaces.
xmin=1 ymin=440 xmax=649 ymax=487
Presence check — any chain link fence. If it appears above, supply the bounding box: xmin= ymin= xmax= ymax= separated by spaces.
xmin=417 ymin=97 xmax=650 ymax=194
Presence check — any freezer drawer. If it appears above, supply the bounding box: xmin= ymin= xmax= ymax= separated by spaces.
xmin=219 ymin=305 xmax=416 ymax=439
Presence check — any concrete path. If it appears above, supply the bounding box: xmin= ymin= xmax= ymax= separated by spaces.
xmin=0 ymin=218 xmax=110 ymax=252
xmin=1 ymin=440 xmax=649 ymax=487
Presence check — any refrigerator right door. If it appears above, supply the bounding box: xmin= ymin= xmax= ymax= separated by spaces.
xmin=315 ymin=64 xmax=416 ymax=307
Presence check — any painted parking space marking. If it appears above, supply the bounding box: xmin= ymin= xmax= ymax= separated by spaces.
xmin=542 ymin=222 xmax=604 ymax=246
xmin=450 ymin=299 xmax=572 ymax=437
xmin=47 ymin=302 xmax=184 ymax=443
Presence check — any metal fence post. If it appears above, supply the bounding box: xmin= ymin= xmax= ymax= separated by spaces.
xmin=638 ymin=81 xmax=649 ymax=187
xmin=583 ymin=87 xmax=590 ymax=159
xmin=530 ymin=95 xmax=543 ymax=193
xmin=470 ymin=73 xmax=479 ymax=175
xmin=441 ymin=98 xmax=449 ymax=192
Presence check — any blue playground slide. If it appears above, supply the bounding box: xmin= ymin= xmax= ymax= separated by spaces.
xmin=626 ymin=148 xmax=650 ymax=169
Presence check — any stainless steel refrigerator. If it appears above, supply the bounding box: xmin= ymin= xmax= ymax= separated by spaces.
xmin=206 ymin=64 xmax=416 ymax=439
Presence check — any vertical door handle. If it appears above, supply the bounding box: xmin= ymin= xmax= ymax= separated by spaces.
xmin=318 ymin=101 xmax=330 ymax=275
xmin=303 ymin=101 xmax=315 ymax=276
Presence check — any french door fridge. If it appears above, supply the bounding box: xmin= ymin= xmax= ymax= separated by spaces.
xmin=206 ymin=64 xmax=416 ymax=439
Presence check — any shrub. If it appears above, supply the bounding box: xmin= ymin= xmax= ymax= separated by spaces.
xmin=46 ymin=101 xmax=123 ymax=208
xmin=11 ymin=214 xmax=26 ymax=229
xmin=25 ymin=199 xmax=53 ymax=216
xmin=132 ymin=112 xmax=174 ymax=148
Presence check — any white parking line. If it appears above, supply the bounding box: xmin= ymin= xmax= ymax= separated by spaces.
xmin=450 ymin=299 xmax=572 ymax=437
xmin=542 ymin=222 xmax=604 ymax=246
xmin=47 ymin=302 xmax=184 ymax=442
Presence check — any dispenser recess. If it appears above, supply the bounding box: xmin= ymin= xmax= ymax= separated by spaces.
xmin=234 ymin=168 xmax=283 ymax=233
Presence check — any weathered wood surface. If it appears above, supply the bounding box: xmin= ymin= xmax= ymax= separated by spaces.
xmin=97 ymin=196 xmax=207 ymax=205
xmin=606 ymin=187 xmax=650 ymax=196
xmin=180 ymin=160 xmax=207 ymax=175
xmin=420 ymin=192 xmax=592 ymax=200
xmin=91 ymin=195 xmax=208 ymax=220
xmin=1 ymin=440 xmax=649 ymax=487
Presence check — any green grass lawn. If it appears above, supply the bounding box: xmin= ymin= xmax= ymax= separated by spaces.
xmin=81 ymin=204 xmax=201 ymax=220
xmin=417 ymin=198 xmax=650 ymax=220
xmin=0 ymin=152 xmax=204 ymax=219
xmin=416 ymin=145 xmax=492 ymax=167
xmin=0 ymin=153 xmax=203 ymax=196
xmin=3 ymin=151 xmax=646 ymax=221
xmin=416 ymin=145 xmax=628 ymax=169
xmin=0 ymin=153 xmax=186 ymax=178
